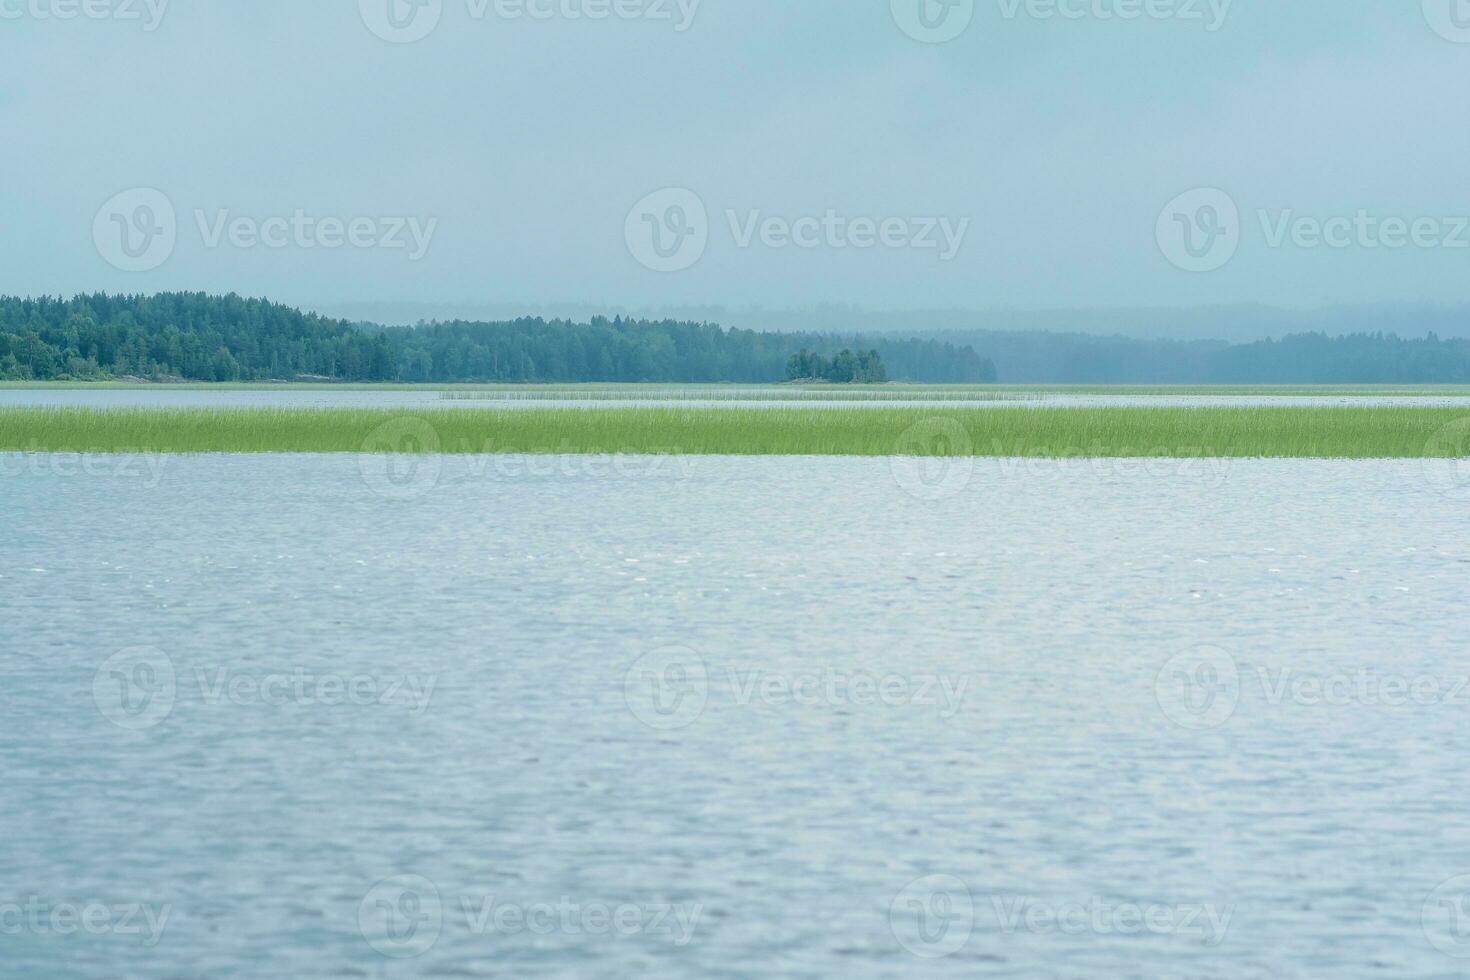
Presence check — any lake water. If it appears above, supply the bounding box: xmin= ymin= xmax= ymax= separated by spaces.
xmin=6 ymin=388 xmax=1470 ymax=410
xmin=4 ymin=453 xmax=1470 ymax=977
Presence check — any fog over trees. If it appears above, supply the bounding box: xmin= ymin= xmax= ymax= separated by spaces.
xmin=3 ymin=292 xmax=1468 ymax=384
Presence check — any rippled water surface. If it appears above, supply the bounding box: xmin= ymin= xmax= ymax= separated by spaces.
xmin=4 ymin=454 xmax=1470 ymax=978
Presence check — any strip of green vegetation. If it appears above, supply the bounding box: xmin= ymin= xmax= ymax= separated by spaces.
xmin=2 ymin=406 xmax=1467 ymax=458
xmin=440 ymin=389 xmax=1034 ymax=402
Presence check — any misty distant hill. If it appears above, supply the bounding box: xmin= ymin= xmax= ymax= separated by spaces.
xmin=320 ymin=301 xmax=1470 ymax=345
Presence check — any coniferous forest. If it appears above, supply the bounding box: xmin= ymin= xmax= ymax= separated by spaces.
xmin=5 ymin=292 xmax=1470 ymax=383
xmin=0 ymin=293 xmax=993 ymax=383
xmin=786 ymin=349 xmax=889 ymax=383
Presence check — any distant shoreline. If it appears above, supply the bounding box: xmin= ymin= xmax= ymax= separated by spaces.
xmin=5 ymin=381 xmax=1470 ymax=396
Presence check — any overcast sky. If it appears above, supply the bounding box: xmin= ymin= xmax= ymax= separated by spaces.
xmin=4 ymin=0 xmax=1468 ymax=314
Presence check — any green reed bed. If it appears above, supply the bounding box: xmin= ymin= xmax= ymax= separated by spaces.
xmin=438 ymin=388 xmax=1035 ymax=402
xmin=2 ymin=406 xmax=1468 ymax=458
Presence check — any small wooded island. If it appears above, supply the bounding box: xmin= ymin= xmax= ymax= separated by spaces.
xmin=785 ymin=349 xmax=888 ymax=383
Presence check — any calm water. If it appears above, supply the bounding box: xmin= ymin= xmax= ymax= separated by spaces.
xmin=6 ymin=388 xmax=1470 ymax=410
xmin=4 ymin=453 xmax=1470 ymax=978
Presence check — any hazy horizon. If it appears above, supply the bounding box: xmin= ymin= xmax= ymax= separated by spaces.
xmin=5 ymin=1 xmax=1470 ymax=317
xmin=312 ymin=298 xmax=1470 ymax=345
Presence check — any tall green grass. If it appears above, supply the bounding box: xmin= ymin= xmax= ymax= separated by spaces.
xmin=2 ymin=406 xmax=1468 ymax=458
xmin=438 ymin=388 xmax=1036 ymax=402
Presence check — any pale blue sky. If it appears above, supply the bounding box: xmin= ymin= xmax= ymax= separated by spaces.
xmin=3 ymin=0 xmax=1467 ymax=314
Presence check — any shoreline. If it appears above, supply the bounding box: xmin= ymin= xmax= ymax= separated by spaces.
xmin=5 ymin=381 xmax=1470 ymax=397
